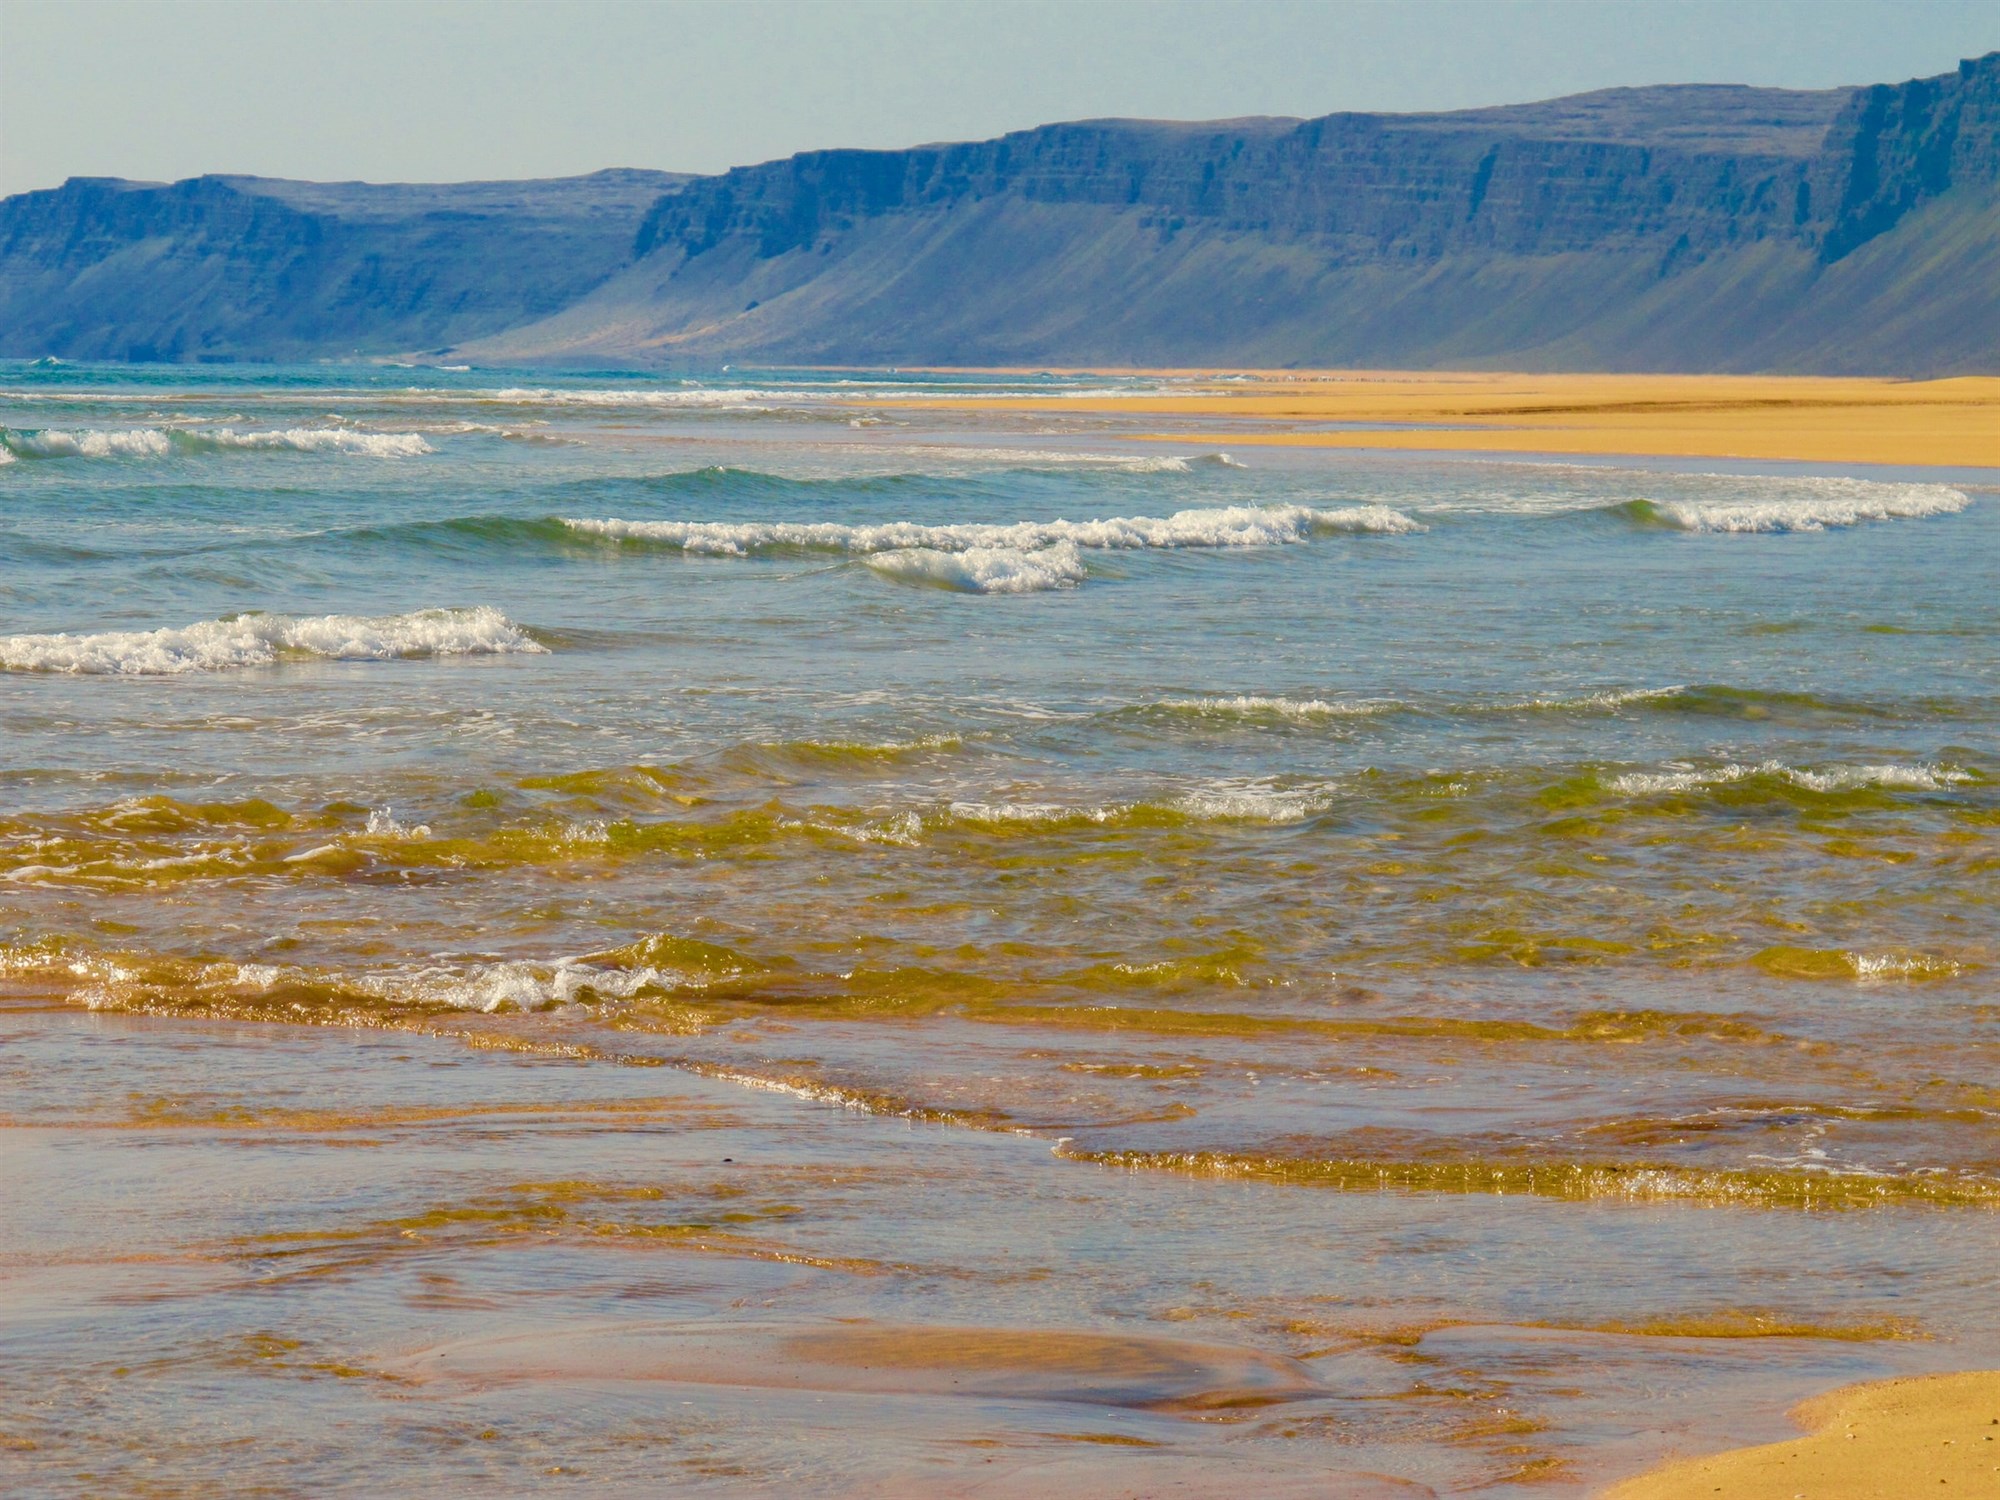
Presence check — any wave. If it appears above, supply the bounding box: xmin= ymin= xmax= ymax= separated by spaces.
xmin=241 ymin=957 xmax=686 ymax=1013
xmin=562 ymin=503 xmax=1421 ymax=558
xmin=0 ymin=606 xmax=546 ymax=675
xmin=491 ymin=386 xmax=800 ymax=409
xmin=563 ymin=456 xmax=1247 ymax=505
xmin=1486 ymin=685 xmax=1898 ymax=720
xmin=1609 ymin=479 xmax=1969 ymax=533
xmin=1127 ymin=683 xmax=1910 ymax=730
xmin=863 ymin=542 xmax=1089 ymax=594
xmin=1053 ymin=1146 xmax=1999 ymax=1208
xmin=1606 ymin=760 xmax=1972 ymax=797
xmin=721 ymin=734 xmax=966 ymax=772
xmin=541 ymin=462 xmax=1240 ymax=519
xmin=1751 ymin=947 xmax=1966 ymax=983
xmin=8 ymin=945 xmax=696 ymax=1016
xmin=2 ymin=426 xmax=173 ymax=458
xmin=1136 ymin=688 xmax=1697 ymax=727
xmin=1148 ymin=695 xmax=1402 ymax=723
xmin=477 ymin=387 xmax=1174 ymax=412
xmin=0 ymin=778 xmax=1342 ymax=891
xmin=882 ymin=448 xmax=1245 ymax=473
xmin=1170 ymin=784 xmax=1334 ymax=823
xmin=942 ymin=782 xmax=1332 ymax=830
xmin=0 ymin=426 xmax=433 ymax=459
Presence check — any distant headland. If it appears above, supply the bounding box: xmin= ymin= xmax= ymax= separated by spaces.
xmin=3 ymin=52 xmax=1995 ymax=375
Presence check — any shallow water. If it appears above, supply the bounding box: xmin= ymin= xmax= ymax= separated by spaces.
xmin=2 ymin=363 xmax=1997 ymax=1495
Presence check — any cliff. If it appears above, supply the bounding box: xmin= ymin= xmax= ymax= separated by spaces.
xmin=0 ymin=170 xmax=689 ymax=362
xmin=4 ymin=54 xmax=1995 ymax=374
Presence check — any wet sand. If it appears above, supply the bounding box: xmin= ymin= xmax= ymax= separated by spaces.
xmin=14 ymin=1003 xmax=1996 ymax=1496
xmin=1605 ymin=1369 xmax=2000 ymax=1498
xmin=888 ymin=371 xmax=2000 ymax=467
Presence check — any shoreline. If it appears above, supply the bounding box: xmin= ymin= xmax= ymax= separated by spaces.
xmin=876 ymin=370 xmax=2000 ymax=469
xmin=1603 ymin=1369 xmax=2000 ymax=1498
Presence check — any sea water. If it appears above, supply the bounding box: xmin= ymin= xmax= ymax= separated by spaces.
xmin=2 ymin=363 xmax=1996 ymax=1495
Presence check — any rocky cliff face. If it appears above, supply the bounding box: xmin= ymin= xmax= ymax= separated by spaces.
xmin=633 ymin=89 xmax=1842 ymax=267
xmin=0 ymin=170 xmax=687 ymax=361
xmin=3 ymin=56 xmax=1995 ymax=373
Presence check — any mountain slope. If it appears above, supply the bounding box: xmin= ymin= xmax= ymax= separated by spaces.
xmin=0 ymin=170 xmax=689 ymax=362
xmin=459 ymin=52 xmax=1998 ymax=375
xmin=3 ymin=54 xmax=1995 ymax=374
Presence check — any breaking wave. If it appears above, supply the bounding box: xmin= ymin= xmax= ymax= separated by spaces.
xmin=478 ymin=388 xmax=1179 ymax=415
xmin=563 ymin=503 xmax=1421 ymax=557
xmin=864 ymin=541 xmax=1089 ymax=594
xmin=881 ymin=448 xmax=1246 ymax=473
xmin=0 ymin=606 xmax=546 ymax=675
xmin=243 ymin=957 xmax=685 ymax=1013
xmin=0 ymin=426 xmax=432 ymax=459
xmin=1124 ymin=683 xmax=1912 ymax=729
xmin=1148 ymin=695 xmax=1402 ymax=723
xmin=1752 ymin=947 xmax=1967 ymax=983
xmin=1610 ymin=479 xmax=1969 ymax=533
xmin=490 ymin=386 xmax=799 ymax=410
xmin=1606 ymin=760 xmax=1973 ymax=797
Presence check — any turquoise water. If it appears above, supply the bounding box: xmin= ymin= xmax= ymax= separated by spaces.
xmin=3 ymin=363 xmax=1997 ymax=1495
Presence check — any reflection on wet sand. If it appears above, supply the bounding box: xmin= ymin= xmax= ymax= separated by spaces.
xmin=7 ymin=1006 xmax=1995 ymax=1496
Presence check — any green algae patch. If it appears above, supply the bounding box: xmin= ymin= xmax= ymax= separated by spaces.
xmin=1752 ymin=946 xmax=1966 ymax=981
xmin=1532 ymin=1309 xmax=1921 ymax=1341
xmin=968 ymin=1002 xmax=1782 ymax=1047
xmin=1058 ymin=1147 xmax=2000 ymax=1210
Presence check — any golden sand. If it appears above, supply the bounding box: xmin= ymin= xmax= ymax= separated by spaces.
xmin=894 ymin=372 xmax=2000 ymax=468
xmin=1605 ymin=1369 xmax=2000 ymax=1499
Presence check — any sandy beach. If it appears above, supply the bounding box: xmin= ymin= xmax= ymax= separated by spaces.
xmin=1605 ymin=1369 xmax=2000 ymax=1498
xmin=891 ymin=371 xmax=2000 ymax=468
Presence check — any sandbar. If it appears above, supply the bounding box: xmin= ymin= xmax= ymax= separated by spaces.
xmin=1604 ymin=1369 xmax=2000 ymax=1499
xmin=884 ymin=371 xmax=2000 ymax=468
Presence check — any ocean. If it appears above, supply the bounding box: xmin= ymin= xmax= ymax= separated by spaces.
xmin=3 ymin=362 xmax=1996 ymax=1495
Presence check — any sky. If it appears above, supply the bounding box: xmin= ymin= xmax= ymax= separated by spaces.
xmin=2 ymin=0 xmax=1995 ymax=197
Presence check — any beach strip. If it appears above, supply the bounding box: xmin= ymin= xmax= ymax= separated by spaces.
xmin=1604 ymin=1369 xmax=2000 ymax=1499
xmin=885 ymin=372 xmax=2000 ymax=468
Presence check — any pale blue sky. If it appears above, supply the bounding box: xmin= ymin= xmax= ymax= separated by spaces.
xmin=2 ymin=0 xmax=1994 ymax=197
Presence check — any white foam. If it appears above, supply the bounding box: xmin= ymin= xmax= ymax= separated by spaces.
xmin=781 ymin=810 xmax=926 ymax=846
xmin=938 ymin=782 xmax=1332 ymax=827
xmin=1313 ymin=505 xmax=1420 ymax=532
xmin=1515 ymin=686 xmax=1687 ymax=712
xmin=190 ymin=428 xmax=433 ymax=456
xmin=492 ymin=386 xmax=790 ymax=409
xmin=1783 ymin=763 xmax=1973 ymax=793
xmin=2 ymin=427 xmax=172 ymax=458
xmin=362 ymin=960 xmax=678 ymax=1012
xmin=0 ymin=425 xmax=432 ymax=459
xmin=1639 ymin=479 xmax=1970 ymax=533
xmin=1173 ymin=783 xmax=1334 ymax=823
xmin=564 ymin=502 xmax=1421 ymax=558
xmin=864 ymin=541 xmax=1088 ymax=594
xmin=0 ymin=606 xmax=546 ymax=675
xmin=482 ymin=385 xmax=1172 ymax=408
xmin=1849 ymin=952 xmax=1963 ymax=982
xmin=1608 ymin=760 xmax=1971 ymax=796
xmin=1156 ymin=695 xmax=1395 ymax=721
xmin=363 ymin=807 xmax=432 ymax=839
xmin=863 ymin=445 xmax=1242 ymax=472
xmin=1406 ymin=467 xmax=1974 ymax=527
xmin=943 ymin=800 xmax=1131 ymax=828
xmin=229 ymin=957 xmax=685 ymax=1012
